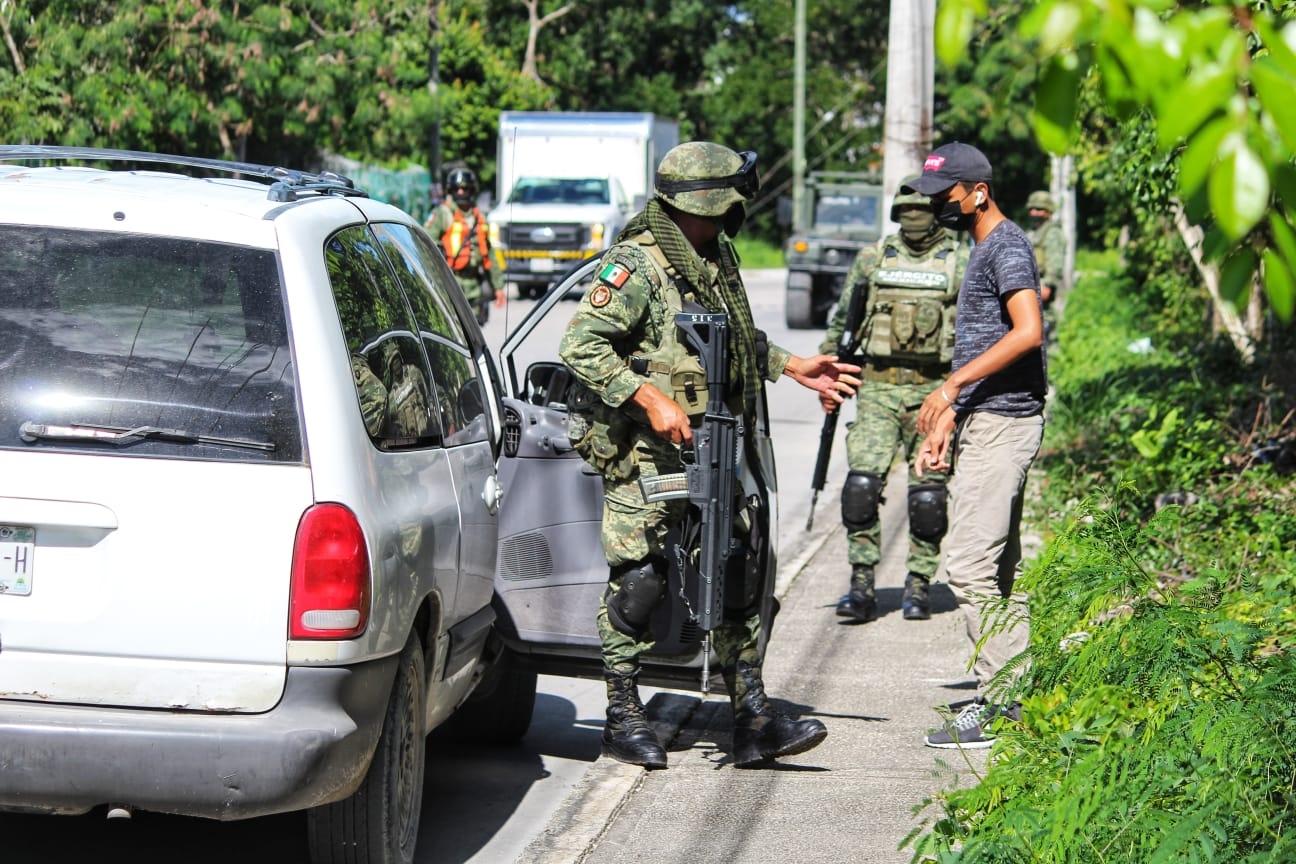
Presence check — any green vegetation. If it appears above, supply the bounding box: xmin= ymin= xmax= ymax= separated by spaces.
xmin=731 ymin=236 xmax=784 ymax=270
xmin=938 ymin=0 xmax=1296 ymax=329
xmin=907 ymin=249 xmax=1296 ymax=863
xmin=0 ymin=0 xmax=895 ymax=245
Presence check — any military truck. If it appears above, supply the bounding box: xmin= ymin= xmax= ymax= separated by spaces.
xmin=782 ymin=171 xmax=884 ymax=328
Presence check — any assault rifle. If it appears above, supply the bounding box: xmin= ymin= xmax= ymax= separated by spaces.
xmin=638 ymin=312 xmax=740 ymax=693
xmin=805 ymin=279 xmax=870 ymax=531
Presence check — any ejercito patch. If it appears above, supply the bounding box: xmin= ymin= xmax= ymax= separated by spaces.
xmin=589 ymin=283 xmax=613 ymax=307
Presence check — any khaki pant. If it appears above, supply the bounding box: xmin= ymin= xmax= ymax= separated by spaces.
xmin=943 ymin=411 xmax=1043 ymax=699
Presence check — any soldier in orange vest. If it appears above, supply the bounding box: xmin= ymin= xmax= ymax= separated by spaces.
xmin=424 ymin=166 xmax=505 ymax=325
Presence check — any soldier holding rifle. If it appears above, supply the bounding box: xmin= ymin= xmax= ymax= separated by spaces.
xmin=809 ymin=178 xmax=968 ymax=623
xmin=560 ymin=142 xmax=859 ymax=769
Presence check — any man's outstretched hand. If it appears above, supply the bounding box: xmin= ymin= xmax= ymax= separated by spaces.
xmin=786 ymin=354 xmax=862 ymax=408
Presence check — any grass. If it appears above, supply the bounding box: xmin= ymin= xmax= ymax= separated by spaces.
xmin=732 ymin=235 xmax=785 ymax=269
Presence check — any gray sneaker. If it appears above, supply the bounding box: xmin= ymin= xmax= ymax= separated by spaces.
xmin=924 ymin=700 xmax=1020 ymax=749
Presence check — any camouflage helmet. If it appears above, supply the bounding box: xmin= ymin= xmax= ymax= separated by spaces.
xmin=654 ymin=142 xmax=760 ymax=218
xmin=891 ymin=174 xmax=932 ymax=222
xmin=1027 ymin=190 xmax=1056 ymax=211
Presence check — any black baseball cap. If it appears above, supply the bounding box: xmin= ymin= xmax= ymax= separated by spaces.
xmin=903 ymin=142 xmax=994 ymax=196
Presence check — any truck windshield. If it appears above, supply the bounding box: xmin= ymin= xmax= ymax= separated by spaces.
xmin=507 ymin=178 xmax=610 ymax=206
xmin=814 ymin=193 xmax=879 ymax=229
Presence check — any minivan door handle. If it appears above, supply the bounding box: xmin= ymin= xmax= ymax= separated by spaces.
xmin=481 ymin=475 xmax=502 ymax=515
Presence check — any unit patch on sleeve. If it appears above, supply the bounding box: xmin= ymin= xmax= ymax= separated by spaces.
xmin=598 ymin=260 xmax=633 ymax=289
xmin=589 ymin=283 xmax=613 ymax=308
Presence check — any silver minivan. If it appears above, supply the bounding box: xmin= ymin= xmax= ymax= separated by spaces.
xmin=0 ymin=147 xmax=509 ymax=864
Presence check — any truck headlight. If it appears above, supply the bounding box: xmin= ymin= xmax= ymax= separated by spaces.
xmin=489 ymin=222 xmax=502 ymax=245
xmin=589 ymin=222 xmax=605 ymax=248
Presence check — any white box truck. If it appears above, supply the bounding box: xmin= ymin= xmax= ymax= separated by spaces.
xmin=488 ymin=111 xmax=679 ymax=298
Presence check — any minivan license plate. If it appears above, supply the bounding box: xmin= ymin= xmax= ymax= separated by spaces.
xmin=0 ymin=525 xmax=35 ymax=595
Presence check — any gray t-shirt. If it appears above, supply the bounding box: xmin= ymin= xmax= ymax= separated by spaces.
xmin=952 ymin=219 xmax=1048 ymax=418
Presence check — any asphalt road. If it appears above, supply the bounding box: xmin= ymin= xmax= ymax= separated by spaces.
xmin=2 ymin=268 xmax=861 ymax=864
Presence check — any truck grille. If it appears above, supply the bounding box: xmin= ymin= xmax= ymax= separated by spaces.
xmin=502 ymin=223 xmax=587 ymax=250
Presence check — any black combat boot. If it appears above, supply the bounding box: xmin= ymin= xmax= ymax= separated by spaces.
xmin=725 ymin=660 xmax=828 ymax=768
xmin=602 ymin=670 xmax=668 ymax=769
xmin=902 ymin=572 xmax=931 ymax=620
xmin=835 ymin=563 xmax=876 ymax=622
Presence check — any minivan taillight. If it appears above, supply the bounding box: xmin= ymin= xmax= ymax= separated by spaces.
xmin=289 ymin=503 xmax=370 ymax=639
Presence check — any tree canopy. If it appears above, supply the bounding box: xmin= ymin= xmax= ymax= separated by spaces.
xmin=0 ymin=0 xmax=893 ymax=238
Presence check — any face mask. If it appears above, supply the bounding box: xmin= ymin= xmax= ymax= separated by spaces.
xmin=1029 ymin=215 xmax=1048 ymax=228
xmin=722 ymin=203 xmax=746 ymax=238
xmin=899 ymin=210 xmax=935 ymax=240
xmin=935 ymin=198 xmax=975 ymax=232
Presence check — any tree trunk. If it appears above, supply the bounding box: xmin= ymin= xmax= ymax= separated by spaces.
xmin=521 ymin=0 xmax=573 ymax=83
xmin=2 ymin=9 xmax=25 ymax=75
xmin=1171 ymin=200 xmax=1256 ymax=362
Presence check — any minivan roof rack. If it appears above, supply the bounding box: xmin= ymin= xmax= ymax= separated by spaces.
xmin=0 ymin=145 xmax=369 ymax=202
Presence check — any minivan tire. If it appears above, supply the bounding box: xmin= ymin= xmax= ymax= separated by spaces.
xmin=307 ymin=632 xmax=426 ymax=864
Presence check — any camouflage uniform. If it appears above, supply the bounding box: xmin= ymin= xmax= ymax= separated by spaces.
xmin=383 ymin=348 xmax=431 ymax=439
xmin=1026 ymin=190 xmax=1066 ymax=342
xmin=560 ymin=232 xmax=790 ymax=678
xmin=560 ymin=141 xmax=828 ymax=769
xmin=820 ymin=197 xmax=968 ymax=620
xmin=351 ymin=353 xmax=388 ymax=438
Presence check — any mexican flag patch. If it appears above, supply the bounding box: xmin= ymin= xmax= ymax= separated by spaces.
xmin=598 ymin=261 xmax=632 ymax=289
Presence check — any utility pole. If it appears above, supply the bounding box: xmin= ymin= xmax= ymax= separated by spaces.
xmin=427 ymin=1 xmax=442 ymax=217
xmin=792 ymin=0 xmax=807 ymax=232
xmin=882 ymin=0 xmax=935 ymax=230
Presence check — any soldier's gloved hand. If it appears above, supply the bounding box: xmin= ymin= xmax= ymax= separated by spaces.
xmin=631 ymin=382 xmax=693 ymax=445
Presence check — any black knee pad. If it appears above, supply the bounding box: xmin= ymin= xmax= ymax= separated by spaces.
xmin=841 ymin=471 xmax=884 ymax=532
xmin=908 ymin=483 xmax=948 ymax=542
xmin=606 ymin=560 xmax=666 ymax=637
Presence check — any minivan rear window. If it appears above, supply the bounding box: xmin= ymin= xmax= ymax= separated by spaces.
xmin=0 ymin=226 xmax=300 ymax=462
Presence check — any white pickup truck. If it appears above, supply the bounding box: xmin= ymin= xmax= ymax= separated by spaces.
xmin=490 ymin=175 xmax=632 ymax=298
xmin=489 ymin=112 xmax=679 ymax=299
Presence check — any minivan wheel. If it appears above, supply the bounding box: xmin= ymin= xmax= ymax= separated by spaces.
xmin=307 ymin=633 xmax=426 ymax=864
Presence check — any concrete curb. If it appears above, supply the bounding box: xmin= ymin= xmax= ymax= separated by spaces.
xmin=513 ymin=692 xmax=700 ymax=864
xmin=512 ymin=759 xmax=645 ymax=864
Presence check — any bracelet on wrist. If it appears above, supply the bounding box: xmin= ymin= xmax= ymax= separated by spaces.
xmin=940 ymin=387 xmax=953 ymax=404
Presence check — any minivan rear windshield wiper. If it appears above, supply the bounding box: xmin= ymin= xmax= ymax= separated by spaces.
xmin=19 ymin=421 xmax=276 ymax=452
